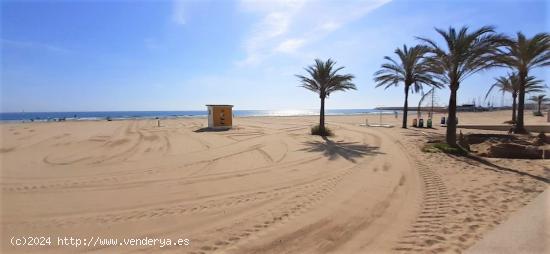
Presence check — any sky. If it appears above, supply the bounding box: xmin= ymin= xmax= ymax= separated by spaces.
xmin=1 ymin=0 xmax=548 ymax=112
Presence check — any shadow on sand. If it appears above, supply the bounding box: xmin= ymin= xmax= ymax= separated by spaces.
xmin=448 ymin=153 xmax=550 ymax=184
xmin=194 ymin=127 xmax=231 ymax=133
xmin=301 ymin=136 xmax=383 ymax=163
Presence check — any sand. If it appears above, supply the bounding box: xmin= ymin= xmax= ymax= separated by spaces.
xmin=465 ymin=188 xmax=549 ymax=254
xmin=0 ymin=110 xmax=548 ymax=253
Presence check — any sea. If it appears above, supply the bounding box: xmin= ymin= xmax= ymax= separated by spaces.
xmin=0 ymin=109 xmax=394 ymax=122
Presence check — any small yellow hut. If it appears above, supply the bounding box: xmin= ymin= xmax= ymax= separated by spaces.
xmin=206 ymin=104 xmax=233 ymax=129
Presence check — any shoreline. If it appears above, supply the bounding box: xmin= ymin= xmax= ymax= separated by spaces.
xmin=0 ymin=108 xmax=527 ymax=125
xmin=0 ymin=112 xmax=391 ymax=124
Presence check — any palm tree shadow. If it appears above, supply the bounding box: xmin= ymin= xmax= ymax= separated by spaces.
xmin=300 ymin=136 xmax=383 ymax=163
xmin=448 ymin=153 xmax=550 ymax=184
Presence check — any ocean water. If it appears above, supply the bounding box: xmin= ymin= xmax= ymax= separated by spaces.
xmin=0 ymin=109 xmax=392 ymax=122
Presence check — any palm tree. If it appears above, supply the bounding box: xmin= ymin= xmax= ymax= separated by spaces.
xmin=374 ymin=45 xmax=440 ymax=128
xmin=529 ymin=94 xmax=550 ymax=115
xmin=418 ymin=26 xmax=507 ymax=146
xmin=485 ymin=73 xmax=546 ymax=123
xmin=297 ymin=59 xmax=356 ymax=135
xmin=496 ymin=32 xmax=550 ymax=133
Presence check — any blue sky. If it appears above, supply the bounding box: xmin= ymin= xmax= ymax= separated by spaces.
xmin=1 ymin=0 xmax=548 ymax=112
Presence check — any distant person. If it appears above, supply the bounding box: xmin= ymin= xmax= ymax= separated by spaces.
xmin=394 ymin=111 xmax=398 ymax=119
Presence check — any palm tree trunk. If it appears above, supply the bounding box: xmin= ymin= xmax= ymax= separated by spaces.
xmin=402 ymin=85 xmax=409 ymax=128
xmin=515 ymin=72 xmax=527 ymax=133
xmin=537 ymin=100 xmax=542 ymax=114
xmin=320 ymin=96 xmax=326 ymax=134
xmin=446 ymin=84 xmax=458 ymax=146
xmin=512 ymin=93 xmax=517 ymax=123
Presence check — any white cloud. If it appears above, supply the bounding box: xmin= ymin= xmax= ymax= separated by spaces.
xmin=238 ymin=0 xmax=307 ymax=65
xmin=237 ymin=0 xmax=392 ymax=66
xmin=172 ymin=0 xmax=186 ymax=25
xmin=319 ymin=21 xmax=341 ymax=32
xmin=275 ymin=38 xmax=305 ymax=53
xmin=239 ymin=0 xmax=307 ymax=13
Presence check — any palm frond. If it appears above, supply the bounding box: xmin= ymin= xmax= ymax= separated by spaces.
xmin=373 ymin=44 xmax=439 ymax=93
xmin=419 ymin=26 xmax=507 ymax=89
xmin=296 ymin=59 xmax=356 ymax=98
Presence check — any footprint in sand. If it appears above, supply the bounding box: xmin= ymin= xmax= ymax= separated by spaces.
xmin=0 ymin=147 xmax=15 ymax=153
xmin=382 ymin=162 xmax=391 ymax=171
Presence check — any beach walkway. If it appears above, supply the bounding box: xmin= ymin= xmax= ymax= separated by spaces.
xmin=466 ymin=188 xmax=549 ymax=254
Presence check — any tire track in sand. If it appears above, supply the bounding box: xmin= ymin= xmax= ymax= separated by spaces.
xmin=4 ymin=165 xmax=356 ymax=230
xmin=187 ymin=127 xmax=384 ymax=253
xmin=393 ymin=158 xmax=450 ymax=252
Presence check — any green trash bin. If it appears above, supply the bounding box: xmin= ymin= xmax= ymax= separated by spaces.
xmin=427 ymin=118 xmax=432 ymax=128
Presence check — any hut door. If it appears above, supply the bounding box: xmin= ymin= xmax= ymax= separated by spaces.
xmin=220 ymin=110 xmax=225 ymax=125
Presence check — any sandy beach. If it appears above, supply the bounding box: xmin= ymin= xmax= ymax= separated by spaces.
xmin=1 ymin=110 xmax=548 ymax=253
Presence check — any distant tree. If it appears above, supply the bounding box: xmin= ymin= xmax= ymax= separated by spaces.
xmin=418 ymin=26 xmax=507 ymax=146
xmin=374 ymin=45 xmax=440 ymax=128
xmin=297 ymin=59 xmax=356 ymax=136
xmin=485 ymin=73 xmax=546 ymax=123
xmin=496 ymin=32 xmax=550 ymax=132
xmin=529 ymin=94 xmax=550 ymax=115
